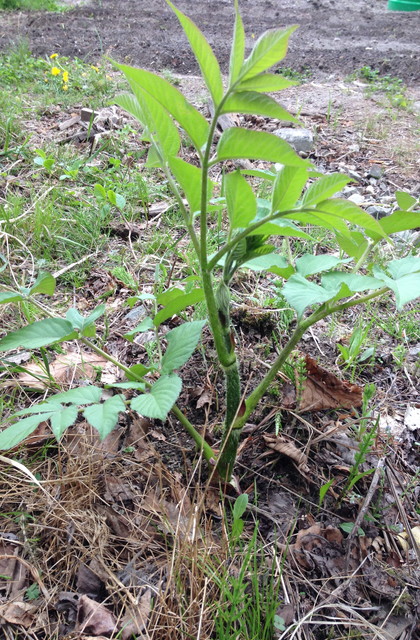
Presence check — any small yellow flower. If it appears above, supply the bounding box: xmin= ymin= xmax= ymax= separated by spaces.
xmin=91 ymin=65 xmax=99 ymax=72
xmin=62 ymin=71 xmax=69 ymax=83
xmin=50 ymin=53 xmax=58 ymax=59
xmin=51 ymin=67 xmax=61 ymax=76
xmin=62 ymin=84 xmax=69 ymax=91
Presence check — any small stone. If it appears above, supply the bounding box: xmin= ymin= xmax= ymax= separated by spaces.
xmin=348 ymin=193 xmax=365 ymax=205
xmin=348 ymin=143 xmax=360 ymax=153
xmin=342 ymin=186 xmax=358 ymax=196
xmin=348 ymin=170 xmax=362 ymax=181
xmin=365 ymin=185 xmax=376 ymax=195
xmin=368 ymin=165 xmax=383 ymax=179
xmin=273 ymin=127 xmax=314 ymax=154
xmin=366 ymin=205 xmax=389 ymax=219
xmin=125 ymin=305 xmax=147 ymax=325
xmin=382 ymin=196 xmax=395 ymax=204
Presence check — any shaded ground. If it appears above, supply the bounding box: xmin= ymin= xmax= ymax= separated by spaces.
xmin=1 ymin=0 xmax=420 ymax=82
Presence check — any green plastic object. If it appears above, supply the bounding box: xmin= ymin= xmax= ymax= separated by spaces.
xmin=388 ymin=0 xmax=420 ymax=10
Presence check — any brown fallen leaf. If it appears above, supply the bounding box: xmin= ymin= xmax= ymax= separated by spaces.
xmin=0 ymin=601 xmax=37 ymax=627
xmin=297 ymin=355 xmax=362 ymax=412
xmin=263 ymin=434 xmax=309 ymax=474
xmin=0 ymin=540 xmax=28 ymax=598
xmin=120 ymin=588 xmax=151 ymax=640
xmin=75 ymin=595 xmax=117 ymax=637
xmin=8 ymin=351 xmax=111 ymax=390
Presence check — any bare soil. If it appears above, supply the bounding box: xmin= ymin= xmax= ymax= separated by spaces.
xmin=1 ymin=0 xmax=420 ymax=82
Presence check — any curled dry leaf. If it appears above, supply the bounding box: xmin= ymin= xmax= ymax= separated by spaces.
xmin=120 ymin=588 xmax=151 ymax=640
xmin=75 ymin=595 xmax=117 ymax=637
xmin=283 ymin=354 xmax=363 ymax=412
xmin=263 ymin=434 xmax=309 ymax=474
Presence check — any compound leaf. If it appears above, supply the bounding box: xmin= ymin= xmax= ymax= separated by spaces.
xmin=225 ymin=170 xmax=257 ymax=228
xmin=302 ymin=174 xmax=351 ymax=206
xmin=229 ymin=0 xmax=245 ymax=85
xmin=240 ymin=26 xmax=297 ymax=81
xmin=0 ymin=318 xmax=76 ymax=351
xmin=83 ymin=395 xmax=126 ymax=440
xmin=215 ymin=128 xmax=308 ymax=167
xmin=131 ymin=374 xmax=182 ymax=421
xmin=161 ymin=320 xmax=206 ymax=374
xmin=222 ymin=91 xmax=298 ymax=123
xmin=0 ymin=413 xmax=55 ymax=451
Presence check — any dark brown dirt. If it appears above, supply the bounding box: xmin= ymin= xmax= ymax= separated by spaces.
xmin=1 ymin=0 xmax=420 ymax=82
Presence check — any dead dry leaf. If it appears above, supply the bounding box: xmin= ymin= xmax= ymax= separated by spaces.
xmin=75 ymin=595 xmax=117 ymax=637
xmin=10 ymin=351 xmax=113 ymax=390
xmin=0 ymin=541 xmax=28 ymax=598
xmin=263 ymin=434 xmax=309 ymax=474
xmin=120 ymin=588 xmax=151 ymax=639
xmin=298 ymin=355 xmax=362 ymax=411
xmin=0 ymin=601 xmax=37 ymax=627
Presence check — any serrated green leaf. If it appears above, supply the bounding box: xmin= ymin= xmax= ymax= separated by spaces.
xmin=240 ymin=253 xmax=289 ymax=272
xmin=27 ymin=272 xmax=56 ymax=296
xmin=282 ymin=274 xmax=338 ymax=317
xmin=161 ymin=320 xmax=206 ymax=374
xmin=106 ymin=382 xmax=146 ymax=390
xmin=272 ymin=166 xmax=308 ymax=213
xmin=225 ymin=170 xmax=257 ymax=228
xmin=222 ymin=91 xmax=298 ymax=124
xmin=0 ymin=318 xmax=76 ymax=352
xmin=154 ymin=289 xmax=205 ymax=327
xmin=115 ymin=63 xmax=209 ymax=151
xmin=124 ymin=317 xmax=154 ymax=341
xmin=335 ymin=231 xmax=368 ymax=260
xmin=83 ymin=395 xmax=126 ymax=440
xmin=285 ymin=209 xmax=350 ymax=236
xmin=66 ymin=305 xmax=105 ymax=333
xmin=50 ymin=405 xmax=79 ymax=440
xmin=233 ymin=493 xmax=248 ymax=520
xmin=379 ymin=210 xmax=420 ymax=236
xmin=240 ymin=26 xmax=297 ymax=81
xmin=0 ymin=292 xmax=24 ymax=305
xmin=321 ymin=272 xmax=383 ymax=293
xmin=0 ymin=413 xmax=54 ymax=451
xmin=296 ymin=254 xmax=351 ymax=277
xmin=315 ymin=199 xmax=385 ymax=236
xmin=395 ymin=190 xmax=417 ymax=211
xmin=48 ymin=386 xmax=103 ymax=405
xmin=387 ymin=256 xmax=420 ymax=279
xmin=229 ymin=0 xmax=245 ymax=85
xmin=131 ymin=374 xmax=182 ymax=421
xmin=373 ymin=263 xmax=420 ymax=309
xmin=215 ymin=128 xmax=308 ymax=167
xmin=169 ymin=157 xmax=205 ymax=215
xmin=126 ymin=363 xmax=152 ymax=381
xmin=166 ymin=0 xmax=223 ymax=106
xmin=302 ymin=174 xmax=351 ymax=206
xmin=237 ymin=73 xmax=297 ymax=93
xmin=14 ymin=402 xmax=65 ymax=417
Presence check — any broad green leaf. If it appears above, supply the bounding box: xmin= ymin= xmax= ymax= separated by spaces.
xmin=395 ymin=190 xmax=417 ymax=211
xmin=285 ymin=209 xmax=350 ymax=236
xmin=233 ymin=493 xmax=248 ymax=520
xmin=301 ymin=174 xmax=351 ymax=206
xmin=107 ymin=190 xmax=126 ymax=210
xmin=296 ymin=255 xmax=352 ymax=277
xmin=272 ymin=166 xmax=308 ymax=213
xmin=145 ymin=145 xmax=161 ymax=168
xmin=0 ymin=292 xmax=24 ymax=304
xmin=157 ymin=288 xmax=184 ymax=306
xmin=282 ymin=274 xmax=338 ymax=317
xmin=169 ymin=157 xmax=204 ymax=215
xmin=335 ymin=231 xmax=368 ymax=260
xmin=225 ymin=170 xmax=257 ymax=228
xmin=126 ymin=363 xmax=152 ymax=381
xmin=48 ymin=386 xmax=103 ymax=405
xmin=253 ymin=217 xmax=311 ymax=239
xmin=115 ymin=63 xmax=209 ymax=151
xmin=315 ymin=199 xmax=385 ymax=236
xmin=241 ymin=168 xmax=277 ymax=181
xmin=237 ymin=72 xmax=297 ymax=93
xmin=161 ymin=320 xmax=206 ymax=374
xmin=387 ymin=256 xmax=420 ymax=279
xmin=14 ymin=402 xmax=66 ymax=417
xmin=106 ymin=382 xmax=146 ymax=390
xmin=66 ymin=305 xmax=106 ymax=332
xmin=321 ymin=272 xmax=383 ymax=293
xmin=215 ymin=128 xmax=308 ymax=167
xmin=115 ymin=91 xmax=180 ymax=160
xmin=222 ymin=91 xmax=298 ymax=124
xmin=0 ymin=318 xmax=76 ymax=351
xmin=124 ymin=317 xmax=154 ymax=342
xmin=94 ymin=183 xmax=107 ymax=200
xmin=240 ymin=253 xmax=289 ymax=272
xmin=154 ymin=289 xmax=205 ymax=327
xmin=166 ymin=1 xmax=223 ymax=105
xmin=229 ymin=0 xmax=245 ymax=85
xmin=373 ymin=266 xmax=420 ymax=309
xmin=0 ymin=413 xmax=55 ymax=451
xmin=379 ymin=210 xmax=420 ymax=236
xmin=131 ymin=374 xmax=182 ymax=421
xmin=27 ymin=272 xmax=56 ymax=296
xmin=83 ymin=395 xmax=126 ymax=440
xmin=50 ymin=405 xmax=79 ymax=440
xmin=240 ymin=26 xmax=297 ymax=81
